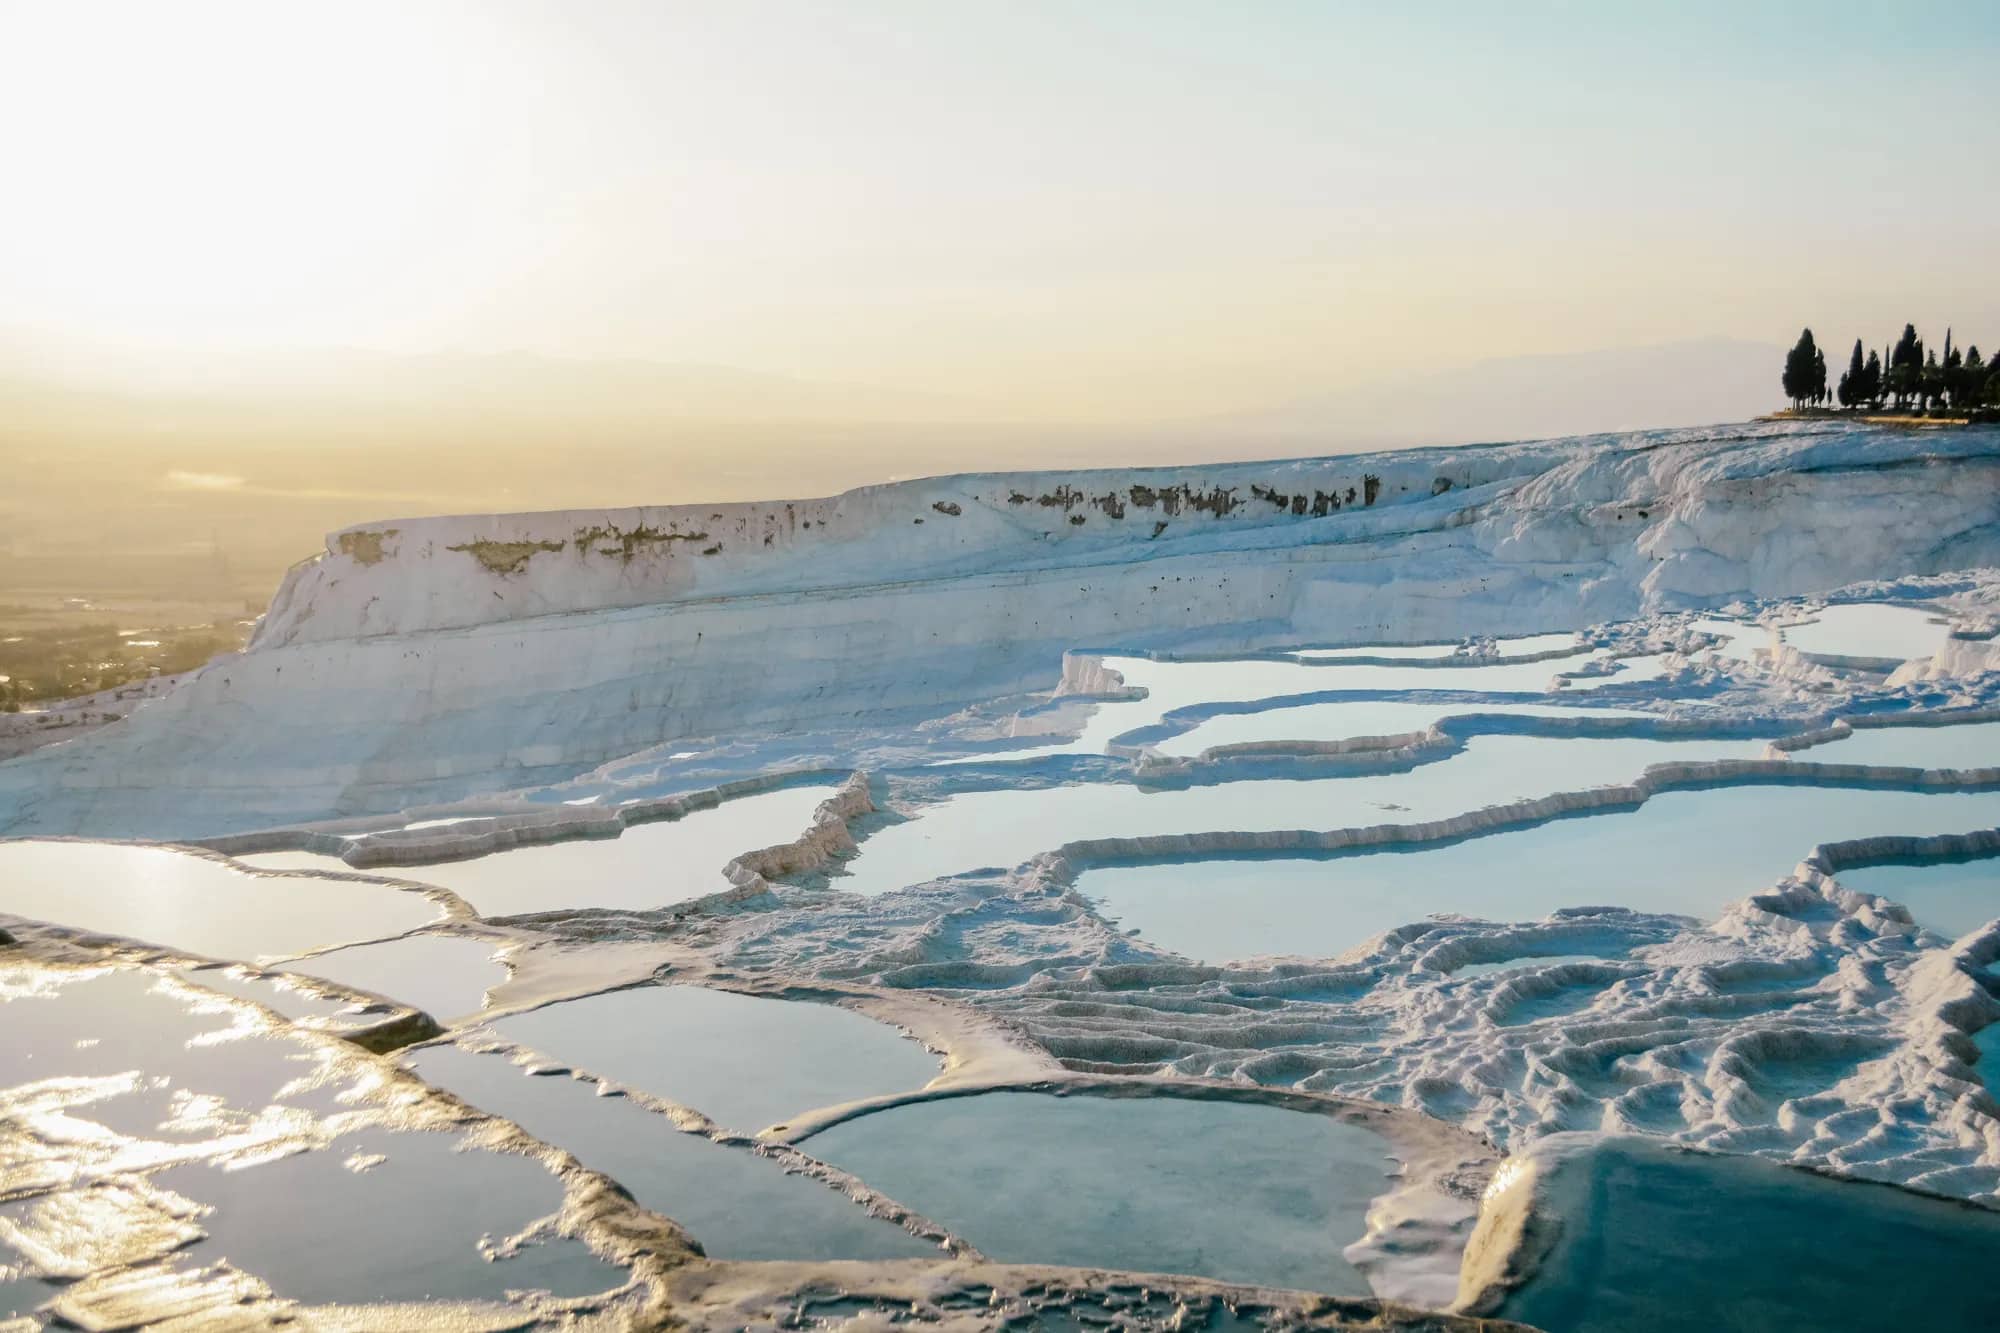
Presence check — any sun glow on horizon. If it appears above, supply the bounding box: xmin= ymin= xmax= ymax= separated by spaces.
xmin=1 ymin=3 xmax=515 ymax=349
xmin=2 ymin=1 xmax=1996 ymax=420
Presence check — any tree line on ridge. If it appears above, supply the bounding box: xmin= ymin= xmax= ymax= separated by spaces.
xmin=1782 ymin=324 xmax=2000 ymax=415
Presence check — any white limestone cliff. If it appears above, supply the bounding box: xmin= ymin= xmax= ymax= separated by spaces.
xmin=2 ymin=420 xmax=1995 ymax=836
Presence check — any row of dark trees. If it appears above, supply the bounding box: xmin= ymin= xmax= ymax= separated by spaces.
xmin=1782 ymin=325 xmax=2000 ymax=413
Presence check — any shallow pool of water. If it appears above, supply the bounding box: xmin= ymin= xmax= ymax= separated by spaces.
xmin=1488 ymin=632 xmax=1585 ymax=655
xmin=1798 ymin=720 xmax=2000 ymax=771
xmin=1779 ymin=602 xmax=1950 ymax=660
xmin=838 ymin=734 xmax=1771 ymax=897
xmin=0 ymin=961 xmax=622 ymax=1309
xmin=1974 ymin=1019 xmax=2000 ymax=1076
xmin=285 ymin=934 xmax=507 ymax=1020
xmin=1583 ymin=653 xmax=1669 ymax=685
xmin=1691 ymin=618 xmax=1769 ymax=662
xmin=239 ymin=783 xmax=835 ymax=918
xmin=1079 ymin=785 xmax=2000 ymax=963
xmin=0 ymin=1247 xmax=42 ymax=1321
xmin=802 ymin=1091 xmax=1391 ymax=1294
xmin=488 ymin=984 xmax=940 ymax=1133
xmin=152 ymin=1126 xmax=622 ymax=1304
xmin=365 ymin=815 xmax=493 ymax=835
xmin=1293 ymin=643 xmax=1463 ymax=660
xmin=1157 ymin=701 xmax=1653 ymax=758
xmin=1452 ymin=952 xmax=1620 ymax=978
xmin=407 ymin=1044 xmax=936 ymax=1261
xmin=1495 ymin=1139 xmax=2000 ymax=1333
xmin=1836 ymin=855 xmax=2000 ymax=941
xmin=1049 ymin=652 xmax=1629 ymax=755
xmin=0 ymin=965 xmax=347 ymax=1135
xmin=174 ymin=963 xmax=354 ymax=1022
xmin=0 ymin=841 xmax=441 ymax=963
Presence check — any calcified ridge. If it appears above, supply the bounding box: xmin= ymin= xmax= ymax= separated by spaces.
xmin=5 ymin=421 xmax=2000 ymax=1328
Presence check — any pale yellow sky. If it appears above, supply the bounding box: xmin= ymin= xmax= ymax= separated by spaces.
xmin=3 ymin=0 xmax=1995 ymax=421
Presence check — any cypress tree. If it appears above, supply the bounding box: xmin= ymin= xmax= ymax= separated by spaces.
xmin=1949 ymin=344 xmax=1983 ymax=410
xmin=1889 ymin=324 xmax=1923 ymax=407
xmin=1782 ymin=328 xmax=1820 ymax=409
xmin=1773 ymin=324 xmax=1998 ymax=413
xmin=1840 ymin=339 xmax=1864 ymax=409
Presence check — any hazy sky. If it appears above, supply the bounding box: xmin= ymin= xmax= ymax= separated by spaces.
xmin=4 ymin=0 xmax=1996 ymax=419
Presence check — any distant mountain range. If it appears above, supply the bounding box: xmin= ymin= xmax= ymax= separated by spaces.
xmin=1206 ymin=338 xmax=1784 ymax=450
xmin=0 ymin=337 xmax=964 ymax=434
xmin=2 ymin=332 xmax=1791 ymax=604
xmin=3 ymin=333 xmax=1783 ymax=445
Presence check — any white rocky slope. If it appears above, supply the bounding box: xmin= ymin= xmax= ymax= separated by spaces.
xmin=2 ymin=420 xmax=1996 ymax=836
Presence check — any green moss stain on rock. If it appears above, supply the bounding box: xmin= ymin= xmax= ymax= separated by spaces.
xmin=570 ymin=523 xmax=710 ymax=562
xmin=335 ymin=529 xmax=399 ymax=565
xmin=445 ymin=538 xmax=566 ymax=575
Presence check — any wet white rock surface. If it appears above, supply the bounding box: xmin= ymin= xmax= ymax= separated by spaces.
xmin=405 ymin=1042 xmax=943 ymax=1262
xmin=4 ymin=422 xmax=2000 ymax=1326
xmin=236 ymin=781 xmax=837 ymax=917
xmin=283 ymin=932 xmax=509 ymax=1022
xmin=0 ymin=842 xmax=442 ymax=963
xmin=799 ymin=1090 xmax=1398 ymax=1295
xmin=1077 ymin=782 xmax=2000 ymax=962
xmin=1468 ymin=1135 xmax=2000 ymax=1330
xmin=1835 ymin=852 xmax=2000 ymax=942
xmin=830 ymin=733 xmax=1777 ymax=898
xmin=482 ymin=982 xmax=944 ymax=1135
xmin=0 ymin=958 xmax=633 ymax=1325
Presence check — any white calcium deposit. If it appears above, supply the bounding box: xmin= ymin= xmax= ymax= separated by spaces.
xmin=2 ymin=420 xmax=1996 ymax=837
xmin=5 ymin=418 xmax=2000 ymax=1327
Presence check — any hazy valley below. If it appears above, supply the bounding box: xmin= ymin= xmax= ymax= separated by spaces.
xmin=1 ymin=336 xmax=1783 ymax=617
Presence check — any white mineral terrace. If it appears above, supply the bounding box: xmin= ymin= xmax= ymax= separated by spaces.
xmin=4 ymin=420 xmax=2000 ymax=1330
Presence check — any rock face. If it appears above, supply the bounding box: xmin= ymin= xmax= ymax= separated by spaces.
xmin=251 ymin=422 xmax=2000 ymax=648
xmin=3 ymin=420 xmax=1997 ymax=836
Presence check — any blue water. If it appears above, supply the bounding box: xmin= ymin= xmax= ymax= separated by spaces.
xmin=239 ymin=782 xmax=834 ymax=917
xmin=153 ymin=1127 xmax=622 ymax=1303
xmin=490 ymin=983 xmax=940 ymax=1132
xmin=1497 ymin=1139 xmax=2000 ymax=1332
xmin=1037 ymin=650 xmax=1638 ymax=758
xmin=408 ymin=1044 xmax=936 ymax=1261
xmin=1778 ymin=603 xmax=1949 ymax=660
xmin=1975 ymin=1021 xmax=2000 ymax=1076
xmin=174 ymin=963 xmax=353 ymax=1022
xmin=1837 ymin=856 xmax=2000 ymax=940
xmin=1798 ymin=720 xmax=2000 ymax=770
xmin=0 ymin=963 xmax=620 ymax=1305
xmin=838 ymin=733 xmax=1770 ymax=897
xmin=1691 ymin=619 xmax=1768 ymax=661
xmin=0 ymin=1231 xmax=43 ymax=1320
xmin=1453 ymin=952 xmax=1617 ymax=978
xmin=1294 ymin=643 xmax=1463 ymax=660
xmin=286 ymin=933 xmax=507 ymax=1020
xmin=802 ymin=1091 xmax=1391 ymax=1294
xmin=0 ymin=841 xmax=439 ymax=962
xmin=1490 ymin=632 xmax=1588 ymax=654
xmin=1157 ymin=700 xmax=1652 ymax=757
xmin=1080 ymin=785 xmax=2000 ymax=963
xmin=0 ymin=966 xmax=347 ymax=1130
